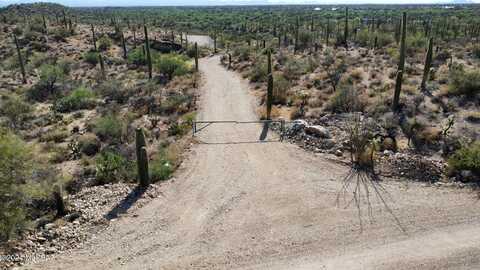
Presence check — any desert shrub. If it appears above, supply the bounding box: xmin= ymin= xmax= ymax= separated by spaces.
xmin=0 ymin=95 xmax=32 ymax=129
xmin=96 ymin=80 xmax=132 ymax=104
xmin=155 ymin=54 xmax=190 ymax=80
xmin=50 ymin=27 xmax=71 ymax=42
xmin=27 ymin=52 xmax=53 ymax=70
xmin=0 ymin=130 xmax=31 ymax=241
xmin=232 ymin=44 xmax=251 ymax=61
xmin=53 ymin=86 xmax=96 ymax=113
xmin=406 ymin=32 xmax=426 ymax=53
xmin=473 ymin=46 xmax=480 ymax=59
xmin=298 ymin=30 xmax=312 ymax=48
xmin=78 ymin=134 xmax=101 ymax=156
xmin=448 ymin=142 xmax=480 ymax=178
xmin=168 ymin=112 xmax=196 ymax=137
xmin=356 ymin=29 xmax=371 ymax=47
xmin=97 ymin=36 xmax=112 ymax=51
xmin=160 ymin=93 xmax=192 ymax=115
xmin=83 ymin=51 xmax=99 ymax=65
xmin=39 ymin=128 xmax=69 ymax=143
xmin=127 ymin=47 xmax=146 ymax=66
xmin=376 ymin=32 xmax=394 ymax=47
xmin=273 ymin=74 xmax=290 ymax=105
xmin=93 ymin=114 xmax=125 ymax=143
xmin=27 ymin=64 xmax=65 ymax=101
xmin=327 ymin=79 xmax=365 ymax=113
xmin=150 ymin=144 xmax=175 ymax=182
xmin=283 ymin=58 xmax=306 ymax=81
xmin=448 ymin=67 xmax=480 ymax=96
xmin=95 ymin=150 xmax=134 ymax=184
xmin=249 ymin=60 xmax=267 ymax=82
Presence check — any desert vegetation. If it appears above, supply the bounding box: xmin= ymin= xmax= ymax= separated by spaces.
xmin=0 ymin=2 xmax=479 ymax=267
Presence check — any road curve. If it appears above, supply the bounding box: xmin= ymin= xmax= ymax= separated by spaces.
xmin=22 ymin=55 xmax=480 ymax=270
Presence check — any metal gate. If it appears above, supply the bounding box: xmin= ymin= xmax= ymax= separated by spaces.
xmin=192 ymin=119 xmax=286 ymax=141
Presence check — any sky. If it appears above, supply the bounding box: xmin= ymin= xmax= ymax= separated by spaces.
xmin=0 ymin=0 xmax=479 ymax=7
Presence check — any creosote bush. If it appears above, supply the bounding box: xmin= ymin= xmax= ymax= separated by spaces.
xmin=97 ymin=36 xmax=112 ymax=51
xmin=93 ymin=113 xmax=126 ymax=143
xmin=327 ymin=79 xmax=365 ymax=113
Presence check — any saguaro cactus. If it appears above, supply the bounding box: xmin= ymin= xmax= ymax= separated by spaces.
xmin=294 ymin=16 xmax=299 ymax=54
xmin=144 ymin=24 xmax=153 ymax=79
xmin=53 ymin=185 xmax=66 ymax=216
xmin=42 ymin=15 xmax=48 ymax=34
xmin=91 ymin=24 xmax=97 ymax=51
xmin=266 ymin=49 xmax=273 ymax=120
xmin=13 ymin=34 xmax=26 ymax=84
xmin=421 ymin=37 xmax=433 ymax=91
xmin=194 ymin=42 xmax=199 ymax=72
xmin=392 ymin=12 xmax=407 ymax=111
xmin=136 ymin=128 xmax=150 ymax=187
xmin=344 ymin=7 xmax=349 ymax=49
xmin=98 ymin=52 xmax=106 ymax=79
xmin=121 ymin=31 xmax=127 ymax=59
xmin=326 ymin=18 xmax=331 ymax=46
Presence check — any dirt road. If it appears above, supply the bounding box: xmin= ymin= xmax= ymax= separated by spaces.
xmin=23 ymin=56 xmax=480 ymax=270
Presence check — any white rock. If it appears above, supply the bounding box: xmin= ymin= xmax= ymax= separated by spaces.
xmin=305 ymin=125 xmax=331 ymax=138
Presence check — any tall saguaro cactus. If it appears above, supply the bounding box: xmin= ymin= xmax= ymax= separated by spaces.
xmin=144 ymin=24 xmax=153 ymax=79
xmin=91 ymin=24 xmax=97 ymax=51
xmin=421 ymin=37 xmax=433 ymax=91
xmin=392 ymin=12 xmax=407 ymax=111
xmin=121 ymin=31 xmax=127 ymax=59
xmin=13 ymin=34 xmax=26 ymax=84
xmin=194 ymin=42 xmax=199 ymax=72
xmin=136 ymin=128 xmax=150 ymax=187
xmin=266 ymin=49 xmax=273 ymax=120
xmin=98 ymin=52 xmax=106 ymax=79
xmin=344 ymin=7 xmax=349 ymax=50
xmin=294 ymin=16 xmax=299 ymax=54
xmin=53 ymin=185 xmax=66 ymax=217
xmin=42 ymin=15 xmax=48 ymax=34
xmin=326 ymin=17 xmax=331 ymax=47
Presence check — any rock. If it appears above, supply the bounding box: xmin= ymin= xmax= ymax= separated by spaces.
xmin=305 ymin=125 xmax=331 ymax=138
xmin=45 ymin=247 xmax=57 ymax=255
xmin=335 ymin=150 xmax=343 ymax=157
xmin=44 ymin=223 xmax=56 ymax=230
xmin=291 ymin=119 xmax=308 ymax=130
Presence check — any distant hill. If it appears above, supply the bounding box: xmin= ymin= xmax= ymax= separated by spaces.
xmin=0 ymin=2 xmax=69 ymax=16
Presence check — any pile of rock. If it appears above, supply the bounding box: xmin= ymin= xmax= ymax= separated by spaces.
xmin=0 ymin=182 xmax=163 ymax=268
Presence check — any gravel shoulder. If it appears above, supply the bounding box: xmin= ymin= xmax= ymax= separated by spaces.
xmin=20 ymin=55 xmax=480 ymax=270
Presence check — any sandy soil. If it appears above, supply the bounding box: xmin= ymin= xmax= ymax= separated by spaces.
xmin=20 ymin=55 xmax=480 ymax=270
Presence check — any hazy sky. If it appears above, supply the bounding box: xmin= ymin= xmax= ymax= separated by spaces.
xmin=1 ymin=0 xmax=479 ymax=6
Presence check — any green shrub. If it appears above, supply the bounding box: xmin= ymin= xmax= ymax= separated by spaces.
xmin=27 ymin=64 xmax=66 ymax=101
xmin=51 ymin=27 xmax=71 ymax=42
xmin=249 ymin=60 xmax=267 ymax=82
xmin=273 ymin=74 xmax=290 ymax=105
xmin=284 ymin=58 xmax=306 ymax=81
xmin=448 ymin=142 xmax=480 ymax=178
xmin=448 ymin=67 xmax=480 ymax=96
xmin=232 ymin=45 xmax=251 ymax=61
xmin=0 ymin=130 xmax=31 ymax=241
xmin=96 ymin=80 xmax=132 ymax=104
xmin=327 ymin=79 xmax=365 ymax=113
xmin=53 ymin=86 xmax=96 ymax=113
xmin=0 ymin=95 xmax=32 ymax=128
xmin=150 ymin=143 xmax=181 ymax=182
xmin=97 ymin=36 xmax=112 ymax=51
xmin=83 ymin=51 xmax=99 ymax=65
xmin=78 ymin=134 xmax=101 ymax=156
xmin=127 ymin=47 xmax=146 ymax=66
xmin=155 ymin=54 xmax=190 ymax=80
xmin=93 ymin=114 xmax=125 ymax=143
xmin=95 ymin=150 xmax=134 ymax=184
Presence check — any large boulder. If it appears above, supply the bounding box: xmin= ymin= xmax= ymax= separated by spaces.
xmin=305 ymin=125 xmax=331 ymax=138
